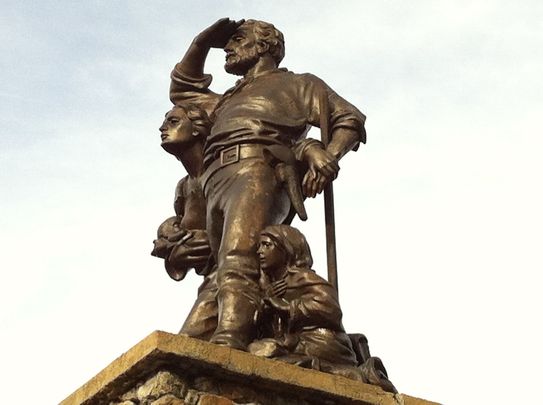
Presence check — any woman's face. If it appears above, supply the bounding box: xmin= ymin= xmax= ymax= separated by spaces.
xmin=257 ymin=235 xmax=287 ymax=275
xmin=159 ymin=107 xmax=194 ymax=155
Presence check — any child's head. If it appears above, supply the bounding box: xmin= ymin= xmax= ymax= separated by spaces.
xmin=157 ymin=216 xmax=181 ymax=238
xmin=151 ymin=216 xmax=181 ymax=258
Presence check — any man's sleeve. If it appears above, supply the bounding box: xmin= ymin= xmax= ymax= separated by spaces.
xmin=301 ymin=74 xmax=367 ymax=150
xmin=292 ymin=138 xmax=324 ymax=161
xmin=170 ymin=63 xmax=221 ymax=117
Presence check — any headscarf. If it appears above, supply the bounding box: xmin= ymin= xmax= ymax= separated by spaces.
xmin=260 ymin=225 xmax=313 ymax=271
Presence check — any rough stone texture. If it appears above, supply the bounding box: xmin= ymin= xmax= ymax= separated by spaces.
xmin=136 ymin=370 xmax=187 ymax=402
xmin=183 ymin=389 xmax=202 ymax=405
xmin=150 ymin=394 xmax=186 ymax=405
xmin=61 ymin=331 xmax=440 ymax=405
xmin=197 ymin=393 xmax=234 ymax=405
xmin=118 ymin=387 xmax=138 ymax=403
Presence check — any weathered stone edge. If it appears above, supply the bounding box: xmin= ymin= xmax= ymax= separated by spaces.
xmin=60 ymin=332 xmax=161 ymax=405
xmin=60 ymin=331 xmax=440 ymax=405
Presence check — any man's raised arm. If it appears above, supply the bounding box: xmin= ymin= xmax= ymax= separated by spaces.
xmin=170 ymin=18 xmax=244 ymax=110
xmin=176 ymin=18 xmax=244 ymax=79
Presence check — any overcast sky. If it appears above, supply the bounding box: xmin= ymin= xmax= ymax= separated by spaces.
xmin=1 ymin=1 xmax=542 ymax=404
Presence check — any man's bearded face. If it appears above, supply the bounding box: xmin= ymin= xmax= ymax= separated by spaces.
xmin=224 ymin=27 xmax=260 ymax=76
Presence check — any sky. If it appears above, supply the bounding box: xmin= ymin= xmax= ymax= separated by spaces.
xmin=1 ymin=1 xmax=542 ymax=404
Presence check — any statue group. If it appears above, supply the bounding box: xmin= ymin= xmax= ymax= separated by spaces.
xmin=151 ymin=18 xmax=396 ymax=393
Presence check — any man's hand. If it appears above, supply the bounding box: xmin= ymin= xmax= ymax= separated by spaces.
xmin=302 ymin=145 xmax=339 ymax=198
xmin=168 ymin=230 xmax=211 ymax=269
xmin=195 ymin=18 xmax=245 ymax=49
xmin=166 ymin=228 xmax=189 ymax=243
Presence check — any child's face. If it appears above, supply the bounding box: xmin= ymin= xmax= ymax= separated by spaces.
xmin=151 ymin=218 xmax=181 ymax=258
xmin=257 ymin=235 xmax=287 ymax=275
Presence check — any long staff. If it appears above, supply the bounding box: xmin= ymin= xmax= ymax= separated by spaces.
xmin=319 ymin=92 xmax=338 ymax=294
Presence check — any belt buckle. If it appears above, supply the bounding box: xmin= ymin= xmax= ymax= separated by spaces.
xmin=220 ymin=144 xmax=240 ymax=166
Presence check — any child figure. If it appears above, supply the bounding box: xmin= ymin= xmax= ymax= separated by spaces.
xmin=151 ymin=216 xmax=210 ymax=281
xmin=249 ymin=224 xmax=397 ymax=392
xmin=249 ymin=225 xmax=361 ymax=380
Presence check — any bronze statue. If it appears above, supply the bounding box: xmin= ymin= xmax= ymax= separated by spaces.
xmin=167 ymin=18 xmax=366 ymax=350
xmin=151 ymin=16 xmax=398 ymax=394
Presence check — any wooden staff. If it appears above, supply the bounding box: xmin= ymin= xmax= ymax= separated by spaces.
xmin=319 ymin=91 xmax=339 ymax=294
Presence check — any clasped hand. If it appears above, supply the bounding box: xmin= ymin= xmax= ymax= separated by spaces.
xmin=264 ymin=279 xmax=289 ymax=312
xmin=302 ymin=145 xmax=339 ymax=198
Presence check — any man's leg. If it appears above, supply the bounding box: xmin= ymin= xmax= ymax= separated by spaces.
xmin=179 ymin=271 xmax=218 ymax=341
xmin=208 ymin=160 xmax=290 ymax=349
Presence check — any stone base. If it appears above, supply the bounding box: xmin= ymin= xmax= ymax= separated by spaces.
xmin=60 ymin=331 xmax=439 ymax=405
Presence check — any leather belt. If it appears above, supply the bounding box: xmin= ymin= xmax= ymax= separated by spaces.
xmin=201 ymin=144 xmax=268 ymax=191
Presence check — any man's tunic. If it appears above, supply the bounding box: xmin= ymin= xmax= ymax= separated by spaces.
xmin=170 ymin=66 xmax=366 ymax=165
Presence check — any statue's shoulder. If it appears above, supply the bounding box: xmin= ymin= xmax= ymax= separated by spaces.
xmin=278 ymin=70 xmax=327 ymax=93
xmin=278 ymin=68 xmax=321 ymax=81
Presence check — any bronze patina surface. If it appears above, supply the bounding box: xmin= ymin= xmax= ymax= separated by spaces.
xmin=151 ymin=17 xmax=399 ymax=393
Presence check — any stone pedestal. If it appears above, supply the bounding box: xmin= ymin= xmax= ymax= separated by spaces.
xmin=60 ymin=331 xmax=438 ymax=405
